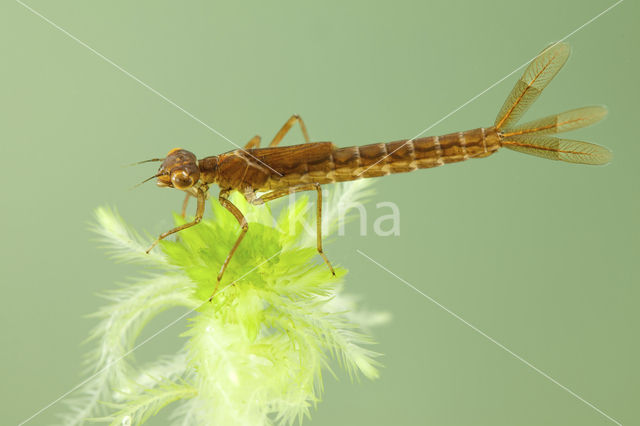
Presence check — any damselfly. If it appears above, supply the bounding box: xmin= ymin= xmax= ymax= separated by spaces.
xmin=137 ymin=42 xmax=611 ymax=300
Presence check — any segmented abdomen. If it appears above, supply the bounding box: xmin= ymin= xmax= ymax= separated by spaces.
xmin=330 ymin=126 xmax=501 ymax=182
xmin=255 ymin=127 xmax=502 ymax=191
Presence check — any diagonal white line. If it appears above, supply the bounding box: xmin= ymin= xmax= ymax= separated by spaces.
xmin=356 ymin=249 xmax=622 ymax=426
xmin=356 ymin=0 xmax=623 ymax=177
xmin=18 ymin=249 xmax=283 ymax=426
xmin=15 ymin=0 xmax=284 ymax=177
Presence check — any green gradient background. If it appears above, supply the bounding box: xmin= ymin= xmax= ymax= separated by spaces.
xmin=1 ymin=1 xmax=637 ymax=425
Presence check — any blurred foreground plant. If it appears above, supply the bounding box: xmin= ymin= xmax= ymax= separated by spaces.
xmin=60 ymin=181 xmax=388 ymax=426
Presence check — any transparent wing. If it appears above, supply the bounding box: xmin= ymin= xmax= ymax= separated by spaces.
xmin=502 ymin=135 xmax=612 ymax=165
xmin=495 ymin=42 xmax=570 ymax=129
xmin=502 ymin=106 xmax=607 ymax=137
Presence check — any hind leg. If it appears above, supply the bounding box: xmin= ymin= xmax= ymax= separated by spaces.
xmin=269 ymin=114 xmax=311 ymax=147
xmin=244 ymin=135 xmax=262 ymax=149
xmin=251 ymin=183 xmax=335 ymax=276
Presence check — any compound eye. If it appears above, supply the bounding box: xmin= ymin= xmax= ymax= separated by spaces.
xmin=171 ymin=170 xmax=194 ymax=189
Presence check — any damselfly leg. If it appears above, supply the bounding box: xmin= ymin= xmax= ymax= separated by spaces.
xmin=253 ymin=183 xmax=335 ymax=276
xmin=147 ymin=185 xmax=207 ymax=253
xmin=210 ymin=189 xmax=249 ymax=301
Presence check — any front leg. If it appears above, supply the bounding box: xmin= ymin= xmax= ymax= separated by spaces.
xmin=180 ymin=185 xmax=206 ymax=219
xmin=211 ymin=190 xmax=249 ymax=301
xmin=147 ymin=186 xmax=206 ymax=253
xmin=180 ymin=193 xmax=191 ymax=218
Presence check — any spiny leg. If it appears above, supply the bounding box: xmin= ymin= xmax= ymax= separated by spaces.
xmin=269 ymin=114 xmax=311 ymax=147
xmin=147 ymin=186 xmax=206 ymax=253
xmin=211 ymin=190 xmax=249 ymax=301
xmin=253 ymin=183 xmax=335 ymax=276
xmin=244 ymin=134 xmax=262 ymax=149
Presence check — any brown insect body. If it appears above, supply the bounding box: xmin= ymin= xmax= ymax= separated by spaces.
xmin=192 ymin=126 xmax=502 ymax=195
xmin=144 ymin=42 xmax=611 ymax=301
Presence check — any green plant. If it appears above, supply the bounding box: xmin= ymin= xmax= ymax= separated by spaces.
xmin=61 ymin=181 xmax=388 ymax=426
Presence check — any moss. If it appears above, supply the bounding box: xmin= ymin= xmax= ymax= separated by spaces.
xmin=61 ymin=181 xmax=387 ymax=426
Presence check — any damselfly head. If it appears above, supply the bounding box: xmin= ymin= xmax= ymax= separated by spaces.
xmin=156 ymin=148 xmax=200 ymax=190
